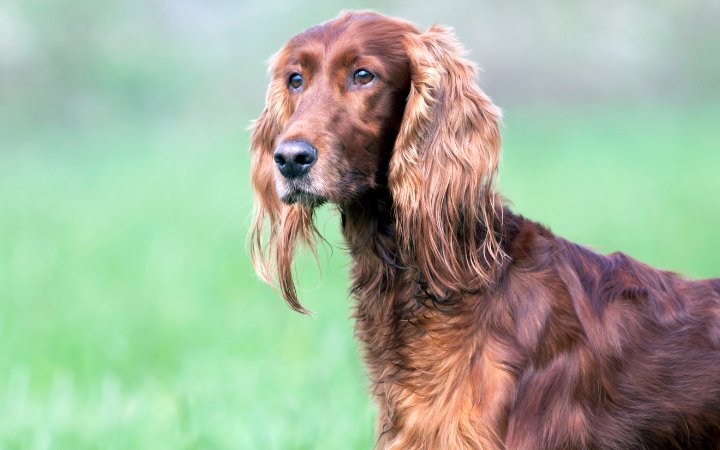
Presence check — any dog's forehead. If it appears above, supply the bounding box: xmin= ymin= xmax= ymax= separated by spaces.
xmin=283 ymin=14 xmax=414 ymax=68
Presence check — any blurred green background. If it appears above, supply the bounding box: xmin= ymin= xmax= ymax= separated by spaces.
xmin=1 ymin=0 xmax=718 ymax=448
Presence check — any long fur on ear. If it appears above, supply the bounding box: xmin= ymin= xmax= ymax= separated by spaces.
xmin=249 ymin=52 xmax=318 ymax=314
xmin=389 ymin=25 xmax=505 ymax=300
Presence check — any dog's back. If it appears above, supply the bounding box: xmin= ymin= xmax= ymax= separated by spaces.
xmin=502 ymin=213 xmax=720 ymax=448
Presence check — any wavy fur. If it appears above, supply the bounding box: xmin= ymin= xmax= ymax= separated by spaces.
xmin=390 ymin=26 xmax=504 ymax=301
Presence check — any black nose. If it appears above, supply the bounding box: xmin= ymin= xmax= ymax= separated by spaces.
xmin=273 ymin=140 xmax=317 ymax=179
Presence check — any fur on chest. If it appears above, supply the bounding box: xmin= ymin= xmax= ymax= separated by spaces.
xmin=352 ymin=280 xmax=517 ymax=449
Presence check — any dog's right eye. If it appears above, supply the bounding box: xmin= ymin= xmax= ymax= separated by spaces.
xmin=288 ymin=73 xmax=303 ymax=91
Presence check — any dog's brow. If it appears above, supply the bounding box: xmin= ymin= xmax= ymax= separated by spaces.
xmin=286 ymin=47 xmax=322 ymax=71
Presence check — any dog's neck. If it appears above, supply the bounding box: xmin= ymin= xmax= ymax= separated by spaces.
xmin=340 ymin=188 xmax=516 ymax=301
xmin=341 ymin=188 xmax=395 ymax=259
xmin=339 ymin=186 xmax=501 ymax=319
xmin=340 ymin=187 xmax=417 ymax=324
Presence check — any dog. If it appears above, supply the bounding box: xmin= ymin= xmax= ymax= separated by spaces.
xmin=249 ymin=10 xmax=720 ymax=449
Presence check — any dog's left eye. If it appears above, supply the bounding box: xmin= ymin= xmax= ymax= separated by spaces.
xmin=353 ymin=69 xmax=375 ymax=86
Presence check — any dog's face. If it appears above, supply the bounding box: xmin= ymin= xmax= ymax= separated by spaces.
xmin=250 ymin=11 xmax=503 ymax=311
xmin=266 ymin=13 xmax=415 ymax=206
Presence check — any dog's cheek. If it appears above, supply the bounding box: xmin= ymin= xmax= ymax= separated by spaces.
xmin=321 ymin=167 xmax=345 ymax=201
xmin=312 ymin=143 xmax=344 ymax=199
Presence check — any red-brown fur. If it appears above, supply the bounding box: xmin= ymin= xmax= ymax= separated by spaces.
xmin=249 ymin=11 xmax=720 ymax=449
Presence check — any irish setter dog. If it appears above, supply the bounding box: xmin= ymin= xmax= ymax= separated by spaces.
xmin=249 ymin=11 xmax=720 ymax=449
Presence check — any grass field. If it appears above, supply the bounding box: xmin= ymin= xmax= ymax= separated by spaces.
xmin=1 ymin=105 xmax=719 ymax=449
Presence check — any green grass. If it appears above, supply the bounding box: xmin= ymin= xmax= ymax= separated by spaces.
xmin=1 ymin=105 xmax=718 ymax=448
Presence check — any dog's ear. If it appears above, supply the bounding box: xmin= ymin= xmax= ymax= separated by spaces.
xmin=389 ymin=26 xmax=505 ymax=298
xmin=249 ymin=49 xmax=316 ymax=314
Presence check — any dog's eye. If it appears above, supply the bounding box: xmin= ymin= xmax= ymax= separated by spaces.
xmin=288 ymin=73 xmax=303 ymax=91
xmin=353 ymin=69 xmax=375 ymax=86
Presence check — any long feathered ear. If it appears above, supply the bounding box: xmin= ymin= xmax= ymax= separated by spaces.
xmin=389 ymin=25 xmax=505 ymax=299
xmin=249 ymin=51 xmax=317 ymax=314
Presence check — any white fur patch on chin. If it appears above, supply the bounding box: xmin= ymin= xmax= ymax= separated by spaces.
xmin=281 ymin=190 xmax=326 ymax=207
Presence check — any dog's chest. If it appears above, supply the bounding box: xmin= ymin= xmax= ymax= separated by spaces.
xmin=353 ymin=287 xmax=515 ymax=449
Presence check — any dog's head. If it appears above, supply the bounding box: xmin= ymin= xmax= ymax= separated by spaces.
xmin=250 ymin=11 xmax=503 ymax=312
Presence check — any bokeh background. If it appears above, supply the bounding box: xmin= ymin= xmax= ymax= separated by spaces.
xmin=1 ymin=0 xmax=719 ymax=448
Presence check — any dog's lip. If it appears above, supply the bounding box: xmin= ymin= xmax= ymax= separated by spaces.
xmin=281 ymin=188 xmax=327 ymax=207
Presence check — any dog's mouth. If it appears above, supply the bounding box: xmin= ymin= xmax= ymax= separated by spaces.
xmin=275 ymin=169 xmax=329 ymax=207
